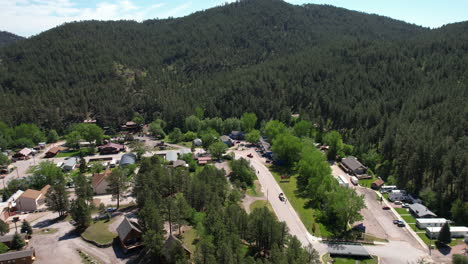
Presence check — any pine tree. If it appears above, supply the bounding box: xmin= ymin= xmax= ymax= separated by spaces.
xmin=74 ymin=173 xmax=93 ymax=203
xmin=437 ymin=222 xmax=451 ymax=244
xmin=10 ymin=232 xmax=25 ymax=250
xmin=0 ymin=219 xmax=9 ymax=235
xmin=20 ymin=220 xmax=33 ymax=235
xmin=70 ymin=198 xmax=91 ymax=231
xmin=46 ymin=179 xmax=69 ymax=217
xmin=106 ymin=168 xmax=129 ymax=209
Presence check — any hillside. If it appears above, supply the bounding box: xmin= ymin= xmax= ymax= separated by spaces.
xmin=0 ymin=0 xmax=466 ymax=218
xmin=0 ymin=31 xmax=24 ymax=47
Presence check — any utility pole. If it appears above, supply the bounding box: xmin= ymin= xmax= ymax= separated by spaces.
xmin=12 ymin=217 xmax=20 ymax=233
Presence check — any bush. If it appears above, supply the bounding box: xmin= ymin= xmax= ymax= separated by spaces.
xmin=0 ymin=243 xmax=8 ymax=254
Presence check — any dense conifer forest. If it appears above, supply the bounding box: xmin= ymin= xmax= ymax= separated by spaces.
xmin=0 ymin=0 xmax=466 ymax=219
xmin=0 ymin=31 xmax=24 ymax=48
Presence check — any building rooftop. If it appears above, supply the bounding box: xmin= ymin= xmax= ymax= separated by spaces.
xmin=408 ymin=203 xmax=437 ymax=218
xmin=92 ymin=169 xmax=112 ymax=188
xmin=341 ymin=156 xmax=366 ymax=171
xmin=327 ymin=243 xmax=370 ymax=257
xmin=117 ymin=217 xmax=141 ymax=242
xmin=427 ymin=226 xmax=468 ymax=232
xmin=165 ymin=151 xmax=178 ymax=162
xmin=120 ymin=153 xmax=136 ymax=166
xmin=0 ymin=248 xmax=35 ymax=261
xmin=416 ymin=218 xmax=447 ymax=223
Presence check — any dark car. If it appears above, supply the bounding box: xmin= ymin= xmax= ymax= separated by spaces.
xmin=393 ymin=220 xmax=400 ymax=224
xmin=382 ymin=206 xmax=390 ymax=210
xmin=247 ymin=154 xmax=253 ymax=158
xmin=278 ymin=193 xmax=285 ymax=202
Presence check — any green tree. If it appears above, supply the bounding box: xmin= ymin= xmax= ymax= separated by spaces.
xmin=209 ymin=142 xmax=228 ymax=160
xmin=46 ymin=178 xmax=69 ymax=217
xmin=70 ymin=198 xmax=91 ymax=231
xmin=65 ymin=131 xmax=81 ymax=149
xmin=169 ymin=128 xmax=184 ymax=143
xmin=0 ymin=153 xmax=10 ymax=166
xmin=132 ymin=112 xmax=145 ymax=125
xmin=200 ymin=129 xmax=219 ymax=149
xmin=419 ymin=187 xmax=437 ymax=211
xmin=230 ymin=158 xmax=256 ymax=187
xmin=30 ymin=161 xmax=64 ymax=190
xmin=74 ymin=173 xmax=93 ymax=203
xmin=271 ymin=133 xmax=302 ymax=165
xmin=223 ymin=118 xmax=241 ymax=134
xmin=47 ymin=129 xmax=59 ymax=143
xmin=324 ymin=187 xmax=366 ymax=234
xmin=437 ymin=222 xmax=451 ymax=244
xmin=0 ymin=243 xmax=8 ymax=254
xmin=20 ymin=220 xmax=33 ymax=235
xmin=10 ymin=232 xmax=25 ymax=250
xmin=241 ymin=113 xmax=257 ymax=132
xmin=195 ymin=106 xmax=204 ymax=120
xmin=245 ymin=129 xmax=261 ymax=145
xmin=106 ymin=168 xmax=129 ymax=209
xmin=450 ymin=199 xmax=468 ymax=225
xmin=293 ymin=120 xmax=312 ymax=138
xmin=174 ymin=194 xmax=191 ymax=235
xmin=149 ymin=121 xmax=166 ymax=139
xmin=89 ymin=161 xmax=105 ymax=174
xmin=184 ymin=131 xmax=197 ymax=142
xmin=453 ymin=255 xmax=468 ymax=264
xmin=264 ymin=120 xmax=287 ymax=141
xmin=323 ymin=130 xmax=343 ymax=160
xmin=185 ymin=115 xmax=202 ymax=133
xmin=0 ymin=219 xmax=9 ymax=235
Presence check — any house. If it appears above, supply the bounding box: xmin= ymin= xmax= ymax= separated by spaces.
xmin=426 ymin=226 xmax=468 ymax=239
xmin=0 ymin=248 xmax=35 ymax=264
xmin=388 ymin=192 xmax=410 ymax=202
xmin=196 ymin=156 xmax=211 ymax=166
xmin=327 ymin=243 xmax=371 ymax=258
xmin=229 ymin=131 xmax=244 ymax=140
xmin=220 ymin=135 xmax=234 ymax=147
xmin=341 ymin=156 xmax=367 ymax=175
xmin=17 ymin=185 xmax=50 ymax=212
xmin=13 ymin=148 xmax=32 ymax=160
xmin=371 ymin=179 xmax=385 ymax=190
xmin=0 ymin=190 xmax=24 ymax=220
xmin=98 ymin=143 xmax=125 ymax=154
xmin=173 ymin=160 xmax=187 ymax=168
xmin=163 ymin=235 xmax=192 ymax=262
xmin=165 ymin=151 xmax=178 ymax=162
xmin=117 ymin=217 xmax=143 ymax=252
xmin=61 ymin=157 xmax=77 ymax=172
xmin=178 ymin=148 xmax=192 ymax=156
xmin=92 ymin=169 xmax=112 ymax=195
xmin=408 ymin=203 xmax=437 ymax=218
xmin=44 ymin=146 xmax=66 ymax=158
xmin=120 ymin=153 xmax=136 ymax=167
xmin=0 ymin=233 xmax=28 ymax=248
xmin=416 ymin=218 xmax=448 ymax=229
xmin=193 ymin=138 xmax=202 ymax=147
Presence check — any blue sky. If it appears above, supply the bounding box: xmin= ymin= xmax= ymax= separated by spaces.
xmin=1 ymin=0 xmax=467 ymax=37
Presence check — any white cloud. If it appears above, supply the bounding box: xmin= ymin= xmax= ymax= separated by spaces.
xmin=157 ymin=1 xmax=192 ymax=18
xmin=0 ymin=0 xmax=167 ymax=36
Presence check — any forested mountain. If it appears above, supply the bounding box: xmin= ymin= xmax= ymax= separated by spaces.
xmin=0 ymin=31 xmax=24 ymax=48
xmin=0 ymin=0 xmax=466 ymax=218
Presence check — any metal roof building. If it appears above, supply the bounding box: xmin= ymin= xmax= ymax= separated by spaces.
xmin=327 ymin=243 xmax=371 ymax=257
xmin=120 ymin=153 xmax=136 ymax=167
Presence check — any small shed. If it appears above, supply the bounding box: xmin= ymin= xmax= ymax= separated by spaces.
xmin=371 ymin=179 xmax=385 ymax=190
xmin=117 ymin=217 xmax=143 ymax=252
xmin=416 ymin=218 xmax=448 ymax=229
xmin=120 ymin=153 xmax=136 ymax=167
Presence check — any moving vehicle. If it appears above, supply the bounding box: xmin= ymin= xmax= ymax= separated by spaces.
xmin=247 ymin=153 xmax=253 ymax=158
xmin=278 ymin=193 xmax=285 ymax=202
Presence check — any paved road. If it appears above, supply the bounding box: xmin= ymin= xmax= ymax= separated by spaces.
xmin=232 ymin=147 xmax=327 ymax=255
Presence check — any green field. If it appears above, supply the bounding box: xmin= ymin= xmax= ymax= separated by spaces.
xmin=358 ymin=177 xmax=376 ymax=188
xmin=82 ymin=218 xmax=117 ymax=244
xmin=246 ymin=180 xmax=263 ymax=197
xmin=269 ymin=166 xmax=332 ymax=237
xmin=393 ymin=207 xmax=408 ymax=214
xmin=56 ymin=151 xmax=80 ymax=157
xmin=333 ymin=257 xmax=378 ymax=264
xmin=249 ymin=200 xmax=273 ymax=213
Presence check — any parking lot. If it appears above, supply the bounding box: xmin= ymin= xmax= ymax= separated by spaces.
xmin=330 ymin=165 xmax=424 ymax=249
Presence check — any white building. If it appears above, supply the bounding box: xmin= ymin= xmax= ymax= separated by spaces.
xmin=416 ymin=218 xmax=448 ymax=229
xmin=426 ymin=226 xmax=468 ymax=239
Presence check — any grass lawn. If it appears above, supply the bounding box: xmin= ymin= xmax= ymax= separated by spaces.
xmin=269 ymin=166 xmax=332 ymax=237
xmin=56 ymin=151 xmax=80 ymax=158
xmin=177 ymin=141 xmax=193 ymax=148
xmin=246 ymin=180 xmax=263 ymax=197
xmin=401 ymin=214 xmax=416 ymax=224
xmin=333 ymin=257 xmax=378 ymax=264
xmin=408 ymin=223 xmax=424 ymax=232
xmin=393 ymin=207 xmax=408 ymax=215
xmin=82 ymin=218 xmax=117 ymax=244
xmin=249 ymin=200 xmax=273 ymax=213
xmin=182 ymin=227 xmax=198 ymax=253
xmin=358 ymin=177 xmax=376 ymax=188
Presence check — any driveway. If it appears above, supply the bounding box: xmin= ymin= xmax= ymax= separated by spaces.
xmin=30 ymin=212 xmax=128 ymax=264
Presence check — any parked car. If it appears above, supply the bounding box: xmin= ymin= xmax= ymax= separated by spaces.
xmin=394 ymin=201 xmax=402 ymax=205
xmin=382 ymin=206 xmax=390 ymax=210
xmin=265 ymin=160 xmax=271 ymax=164
xmin=393 ymin=219 xmax=400 ymax=224
xmin=105 ymin=207 xmax=117 ymax=213
xmin=402 ymin=203 xmax=409 ymax=208
xmin=247 ymin=153 xmax=253 ymax=158
xmin=397 ymin=221 xmax=406 ymax=227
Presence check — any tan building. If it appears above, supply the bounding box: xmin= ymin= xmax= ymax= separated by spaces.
xmin=0 ymin=248 xmax=35 ymax=264
xmin=92 ymin=169 xmax=112 ymax=195
xmin=17 ymin=185 xmax=50 ymax=212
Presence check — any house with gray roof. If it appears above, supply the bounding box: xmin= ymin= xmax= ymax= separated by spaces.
xmin=341 ymin=156 xmax=367 ymax=175
xmin=220 ymin=135 xmax=234 ymax=147
xmin=0 ymin=248 xmax=35 ymax=264
xmin=408 ymin=203 xmax=437 ymax=218
xmin=165 ymin=151 xmax=178 ymax=162
xmin=62 ymin=157 xmax=77 ymax=171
